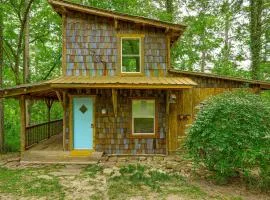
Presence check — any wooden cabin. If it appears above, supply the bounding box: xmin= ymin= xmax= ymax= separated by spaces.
xmin=1 ymin=0 xmax=270 ymax=161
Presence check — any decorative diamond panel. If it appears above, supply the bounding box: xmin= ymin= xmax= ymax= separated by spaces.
xmin=79 ymin=104 xmax=88 ymax=114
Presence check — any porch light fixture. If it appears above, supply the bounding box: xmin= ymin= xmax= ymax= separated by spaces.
xmin=101 ymin=108 xmax=107 ymax=115
xmin=169 ymin=94 xmax=177 ymax=104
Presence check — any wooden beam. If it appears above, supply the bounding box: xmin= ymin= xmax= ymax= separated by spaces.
xmin=167 ymin=36 xmax=171 ymax=70
xmin=62 ymin=13 xmax=67 ymax=76
xmin=166 ymin=90 xmax=170 ymax=155
xmin=168 ymin=91 xmax=178 ymax=154
xmin=55 ymin=90 xmax=64 ymax=108
xmin=112 ymin=89 xmax=117 ymax=117
xmin=45 ymin=98 xmax=54 ymax=138
xmin=19 ymin=95 xmax=26 ymax=155
xmin=166 ymin=90 xmax=170 ymax=116
xmin=1 ymin=84 xmax=51 ymax=98
xmin=48 ymin=0 xmax=185 ymax=32
xmin=51 ymin=83 xmax=193 ymax=90
xmin=62 ymin=91 xmax=67 ymax=151
xmin=114 ymin=18 xmax=118 ymax=30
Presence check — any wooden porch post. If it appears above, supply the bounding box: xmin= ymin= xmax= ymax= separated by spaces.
xmin=19 ymin=95 xmax=26 ymax=154
xmin=45 ymin=99 xmax=54 ymax=139
xmin=55 ymin=90 xmax=66 ymax=151
xmin=166 ymin=90 xmax=170 ymax=155
xmin=62 ymin=91 xmax=66 ymax=151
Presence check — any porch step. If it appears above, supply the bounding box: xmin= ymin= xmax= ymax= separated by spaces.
xmin=21 ymin=151 xmax=104 ymax=164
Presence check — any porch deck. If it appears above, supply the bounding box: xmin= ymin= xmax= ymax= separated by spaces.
xmin=21 ymin=133 xmax=103 ymax=164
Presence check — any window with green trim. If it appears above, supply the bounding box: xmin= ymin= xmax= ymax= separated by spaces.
xmin=121 ymin=38 xmax=141 ymax=73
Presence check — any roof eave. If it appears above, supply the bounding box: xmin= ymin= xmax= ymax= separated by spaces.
xmin=48 ymin=0 xmax=186 ymax=32
xmin=169 ymin=69 xmax=270 ymax=88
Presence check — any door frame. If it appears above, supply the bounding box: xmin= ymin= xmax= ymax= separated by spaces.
xmin=69 ymin=95 xmax=96 ymax=152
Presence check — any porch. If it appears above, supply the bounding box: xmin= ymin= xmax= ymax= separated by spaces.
xmin=0 ymin=76 xmax=197 ymax=158
xmin=22 ymin=127 xmax=103 ymax=164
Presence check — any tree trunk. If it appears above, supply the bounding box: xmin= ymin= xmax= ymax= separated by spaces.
xmin=249 ymin=0 xmax=263 ymax=80
xmin=165 ymin=0 xmax=174 ymax=22
xmin=0 ymin=2 xmax=4 ymax=152
xmin=224 ymin=0 xmax=230 ymax=61
xmin=23 ymin=0 xmax=31 ymax=126
xmin=201 ymin=51 xmax=206 ymax=72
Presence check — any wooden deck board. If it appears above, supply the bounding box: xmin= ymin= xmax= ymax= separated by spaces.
xmin=22 ymin=133 xmax=104 ymax=164
xmin=29 ymin=133 xmax=63 ymax=151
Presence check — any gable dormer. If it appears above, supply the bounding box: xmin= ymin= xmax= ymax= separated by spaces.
xmin=48 ymin=0 xmax=186 ymax=77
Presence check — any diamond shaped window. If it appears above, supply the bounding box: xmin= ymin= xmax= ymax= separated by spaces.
xmin=79 ymin=104 xmax=88 ymax=114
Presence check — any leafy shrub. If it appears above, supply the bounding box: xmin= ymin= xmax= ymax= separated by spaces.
xmin=3 ymin=99 xmax=63 ymax=152
xmin=185 ymin=90 xmax=270 ymax=188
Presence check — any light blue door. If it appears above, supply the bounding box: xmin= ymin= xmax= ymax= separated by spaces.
xmin=73 ymin=97 xmax=94 ymax=150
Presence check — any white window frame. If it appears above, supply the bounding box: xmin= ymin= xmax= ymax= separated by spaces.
xmin=131 ymin=99 xmax=156 ymax=135
xmin=121 ymin=37 xmax=141 ymax=73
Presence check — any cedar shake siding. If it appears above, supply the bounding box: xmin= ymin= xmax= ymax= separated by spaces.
xmin=95 ymin=89 xmax=166 ymax=154
xmin=63 ymin=89 xmax=167 ymax=154
xmin=65 ymin=11 xmax=168 ymax=77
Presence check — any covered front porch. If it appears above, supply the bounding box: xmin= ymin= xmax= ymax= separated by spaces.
xmin=0 ymin=76 xmax=197 ymax=162
xmin=22 ymin=133 xmax=103 ymax=164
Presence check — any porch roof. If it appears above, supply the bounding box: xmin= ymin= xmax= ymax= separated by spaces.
xmin=0 ymin=76 xmax=197 ymax=98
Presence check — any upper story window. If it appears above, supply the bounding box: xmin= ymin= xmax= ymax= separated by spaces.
xmin=121 ymin=38 xmax=141 ymax=73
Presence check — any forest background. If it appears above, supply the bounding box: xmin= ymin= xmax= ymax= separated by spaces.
xmin=0 ymin=0 xmax=269 ymax=151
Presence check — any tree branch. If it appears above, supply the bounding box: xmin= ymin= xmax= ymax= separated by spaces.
xmin=3 ymin=46 xmax=16 ymax=74
xmin=13 ymin=0 xmax=34 ymax=84
xmin=3 ymin=40 xmax=16 ymax=59
xmin=42 ymin=53 xmax=62 ymax=80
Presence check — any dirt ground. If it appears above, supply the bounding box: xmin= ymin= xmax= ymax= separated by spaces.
xmin=0 ymin=153 xmax=269 ymax=200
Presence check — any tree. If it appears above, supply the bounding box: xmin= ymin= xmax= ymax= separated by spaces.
xmin=211 ymin=0 xmax=245 ymax=77
xmin=249 ymin=0 xmax=263 ymax=80
xmin=3 ymin=0 xmax=34 ymax=85
xmin=24 ymin=0 xmax=31 ymax=126
xmin=172 ymin=0 xmax=222 ymax=72
xmin=165 ymin=0 xmax=174 ymax=22
xmin=0 ymin=1 xmax=4 ymax=152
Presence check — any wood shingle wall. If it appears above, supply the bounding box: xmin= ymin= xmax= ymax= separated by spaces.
xmin=63 ymin=89 xmax=167 ymax=154
xmin=65 ymin=11 xmax=168 ymax=77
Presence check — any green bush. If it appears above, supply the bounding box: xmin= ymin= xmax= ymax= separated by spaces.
xmin=3 ymin=99 xmax=63 ymax=152
xmin=185 ymin=90 xmax=270 ymax=189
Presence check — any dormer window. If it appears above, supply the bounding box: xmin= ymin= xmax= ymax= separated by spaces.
xmin=121 ymin=38 xmax=141 ymax=73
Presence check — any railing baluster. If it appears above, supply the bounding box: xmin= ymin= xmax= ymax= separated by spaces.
xmin=25 ymin=119 xmax=63 ymax=149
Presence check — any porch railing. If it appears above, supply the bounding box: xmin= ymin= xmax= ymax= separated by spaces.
xmin=25 ymin=119 xmax=63 ymax=149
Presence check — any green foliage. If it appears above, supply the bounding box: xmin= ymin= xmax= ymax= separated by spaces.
xmin=109 ymin=164 xmax=206 ymax=199
xmin=4 ymin=100 xmax=20 ymax=152
xmin=3 ymin=100 xmax=62 ymax=152
xmin=185 ymin=90 xmax=270 ymax=189
xmin=118 ymin=164 xmax=171 ymax=190
xmin=84 ymin=164 xmax=103 ymax=177
xmin=0 ymin=167 xmax=64 ymax=199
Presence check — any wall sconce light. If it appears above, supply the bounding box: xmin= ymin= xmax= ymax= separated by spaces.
xmin=178 ymin=114 xmax=191 ymax=121
xmin=101 ymin=108 xmax=107 ymax=115
xmin=169 ymin=94 xmax=177 ymax=104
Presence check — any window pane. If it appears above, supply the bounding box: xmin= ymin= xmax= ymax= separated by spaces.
xmin=132 ymin=100 xmax=155 ymax=134
xmin=122 ymin=39 xmax=140 ymax=55
xmin=134 ymin=118 xmax=154 ymax=134
xmin=122 ymin=56 xmax=140 ymax=72
xmin=132 ymin=100 xmax=155 ymax=118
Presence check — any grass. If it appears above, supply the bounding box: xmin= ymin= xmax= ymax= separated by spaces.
xmin=83 ymin=164 xmax=103 ymax=177
xmin=0 ymin=167 xmax=65 ymax=199
xmin=0 ymin=163 xmax=266 ymax=200
xmin=108 ymin=164 xmax=207 ymax=199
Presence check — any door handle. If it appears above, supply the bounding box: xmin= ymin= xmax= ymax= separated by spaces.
xmin=91 ymin=124 xmax=94 ymax=128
